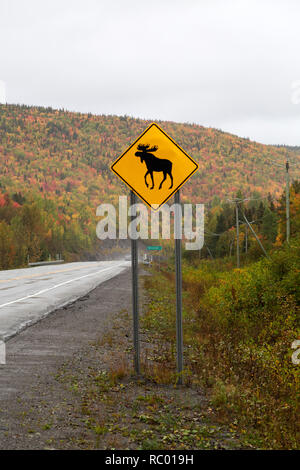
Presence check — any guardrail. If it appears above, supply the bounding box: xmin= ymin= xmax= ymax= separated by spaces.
xmin=28 ymin=260 xmax=64 ymax=267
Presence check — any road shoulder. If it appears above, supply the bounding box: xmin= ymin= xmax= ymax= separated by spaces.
xmin=0 ymin=269 xmax=132 ymax=449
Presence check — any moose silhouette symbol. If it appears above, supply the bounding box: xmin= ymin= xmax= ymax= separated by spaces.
xmin=135 ymin=144 xmax=173 ymax=190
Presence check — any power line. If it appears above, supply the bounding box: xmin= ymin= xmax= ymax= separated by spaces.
xmin=204 ymin=230 xmax=226 ymax=237
xmin=204 ymin=211 xmax=273 ymax=238
xmin=227 ymin=195 xmax=273 ymax=204
xmin=239 ymin=206 xmax=269 ymax=258
xmin=265 ymin=156 xmax=300 ymax=166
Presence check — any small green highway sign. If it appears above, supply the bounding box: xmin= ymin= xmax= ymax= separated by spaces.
xmin=147 ymin=246 xmax=162 ymax=251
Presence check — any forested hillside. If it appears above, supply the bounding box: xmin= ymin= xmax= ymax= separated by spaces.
xmin=0 ymin=103 xmax=299 ymax=268
xmin=1 ymin=104 xmax=300 ymax=205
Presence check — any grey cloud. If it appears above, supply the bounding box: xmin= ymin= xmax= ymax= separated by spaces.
xmin=1 ymin=0 xmax=300 ymax=144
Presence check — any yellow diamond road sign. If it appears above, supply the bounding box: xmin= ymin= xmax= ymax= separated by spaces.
xmin=110 ymin=123 xmax=199 ymax=210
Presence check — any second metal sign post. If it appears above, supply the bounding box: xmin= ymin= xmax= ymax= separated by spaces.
xmin=174 ymin=189 xmax=183 ymax=385
xmin=130 ymin=190 xmax=140 ymax=376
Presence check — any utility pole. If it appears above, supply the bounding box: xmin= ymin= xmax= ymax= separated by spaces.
xmin=240 ymin=218 xmax=256 ymax=255
xmin=241 ymin=207 xmax=269 ymax=258
xmin=266 ymin=156 xmax=295 ymax=244
xmin=286 ymin=160 xmax=290 ymax=243
xmin=235 ymin=202 xmax=240 ymax=268
xmin=229 ymin=238 xmax=233 ymax=257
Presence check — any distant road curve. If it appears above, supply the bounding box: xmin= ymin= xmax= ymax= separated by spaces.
xmin=0 ymin=260 xmax=130 ymax=341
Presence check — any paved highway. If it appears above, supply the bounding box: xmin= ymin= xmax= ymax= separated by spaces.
xmin=0 ymin=260 xmax=130 ymax=341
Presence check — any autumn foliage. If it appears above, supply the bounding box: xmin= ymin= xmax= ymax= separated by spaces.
xmin=0 ymin=103 xmax=299 ymax=268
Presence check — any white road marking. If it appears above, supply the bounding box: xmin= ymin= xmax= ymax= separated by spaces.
xmin=0 ymin=264 xmax=96 ymax=282
xmin=0 ymin=263 xmax=124 ymax=309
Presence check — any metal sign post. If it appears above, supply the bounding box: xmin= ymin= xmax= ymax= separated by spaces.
xmin=130 ymin=190 xmax=140 ymax=376
xmin=174 ymin=190 xmax=183 ymax=385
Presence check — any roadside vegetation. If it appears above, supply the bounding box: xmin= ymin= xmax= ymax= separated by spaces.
xmin=138 ymin=183 xmax=300 ymax=449
xmin=140 ymin=183 xmax=300 ymax=449
xmin=143 ymin=239 xmax=299 ymax=449
xmin=0 ymin=193 xmax=98 ymax=268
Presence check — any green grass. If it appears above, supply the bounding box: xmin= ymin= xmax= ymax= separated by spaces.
xmin=142 ymin=241 xmax=300 ymax=449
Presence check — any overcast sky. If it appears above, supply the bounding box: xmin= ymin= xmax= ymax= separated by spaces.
xmin=1 ymin=0 xmax=300 ymax=145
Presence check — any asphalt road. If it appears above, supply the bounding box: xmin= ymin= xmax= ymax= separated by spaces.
xmin=0 ymin=260 xmax=130 ymax=341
